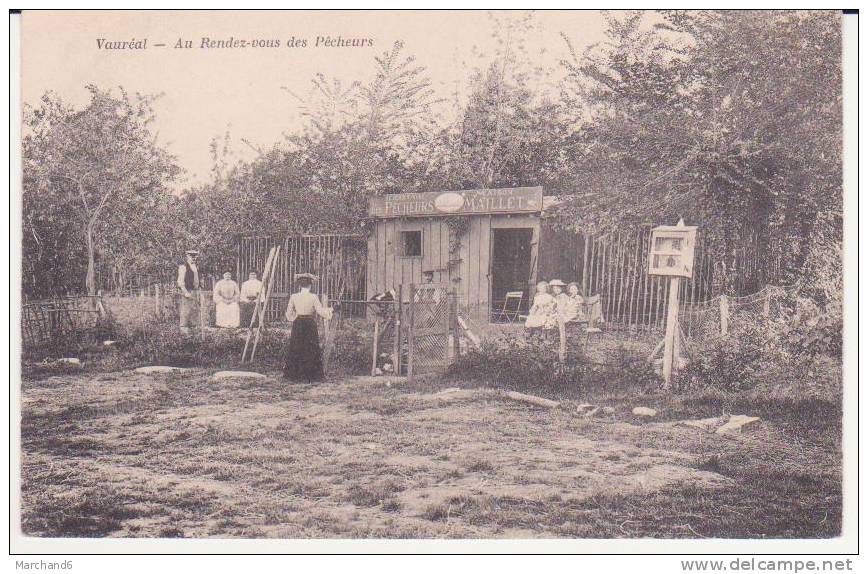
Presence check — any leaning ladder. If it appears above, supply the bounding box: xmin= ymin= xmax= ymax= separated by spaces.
xmin=241 ymin=245 xmax=281 ymax=363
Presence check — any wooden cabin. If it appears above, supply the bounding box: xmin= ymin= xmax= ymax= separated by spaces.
xmin=367 ymin=187 xmax=558 ymax=324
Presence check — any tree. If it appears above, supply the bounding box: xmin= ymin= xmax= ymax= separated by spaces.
xmin=436 ymin=11 xmax=571 ymax=190
xmin=556 ymin=10 xmax=842 ymax=290
xmin=23 ymin=86 xmax=180 ymax=296
xmin=359 ymin=41 xmax=441 ymax=145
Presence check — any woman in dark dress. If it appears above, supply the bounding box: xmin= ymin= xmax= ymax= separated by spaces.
xmin=283 ymin=274 xmax=333 ymax=382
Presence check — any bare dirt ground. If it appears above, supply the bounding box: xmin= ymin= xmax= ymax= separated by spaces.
xmin=20 ymin=368 xmax=841 ymax=539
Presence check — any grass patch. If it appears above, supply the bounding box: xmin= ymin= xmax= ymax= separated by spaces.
xmin=346 ymin=479 xmax=404 ymax=508
xmin=464 ymin=459 xmax=494 ymax=473
xmin=419 ymin=472 xmax=840 ymax=538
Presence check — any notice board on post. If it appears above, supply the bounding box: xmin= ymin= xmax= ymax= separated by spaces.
xmin=648 ymin=222 xmax=698 ymax=278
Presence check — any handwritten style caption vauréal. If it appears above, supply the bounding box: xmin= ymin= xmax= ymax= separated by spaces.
xmin=95 ymin=36 xmax=375 ymax=50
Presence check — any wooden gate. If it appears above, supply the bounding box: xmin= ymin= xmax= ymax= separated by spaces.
xmin=406 ymin=284 xmax=456 ymax=375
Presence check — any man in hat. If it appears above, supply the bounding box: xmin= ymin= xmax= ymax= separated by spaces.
xmin=177 ymin=250 xmax=201 ymax=333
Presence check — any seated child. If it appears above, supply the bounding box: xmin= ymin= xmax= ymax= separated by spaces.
xmin=560 ymin=282 xmax=586 ymax=323
xmin=525 ymin=280 xmax=558 ymax=332
xmin=549 ymin=279 xmax=569 ymax=319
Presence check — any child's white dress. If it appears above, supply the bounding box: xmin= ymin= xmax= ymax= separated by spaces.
xmin=525 ymin=292 xmax=557 ymax=329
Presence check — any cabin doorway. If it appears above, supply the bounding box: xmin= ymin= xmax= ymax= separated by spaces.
xmin=489 ymin=228 xmax=534 ymax=322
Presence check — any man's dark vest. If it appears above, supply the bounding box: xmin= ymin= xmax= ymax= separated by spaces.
xmin=183 ymin=262 xmax=199 ymax=290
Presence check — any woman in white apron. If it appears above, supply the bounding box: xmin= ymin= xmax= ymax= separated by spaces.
xmin=213 ymin=271 xmax=241 ymax=328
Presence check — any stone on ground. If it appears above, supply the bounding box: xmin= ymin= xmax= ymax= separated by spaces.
xmin=56 ymin=358 xmax=81 ymax=367
xmin=679 ymin=416 xmax=729 ymax=433
xmin=503 ymin=390 xmax=560 ymax=409
xmin=632 ymin=406 xmax=657 ymax=417
xmin=135 ymin=366 xmax=188 ymax=374
xmin=715 ymin=414 xmax=761 ymax=435
xmin=577 ymin=403 xmax=614 ymax=417
xmin=210 ymin=370 xmax=268 ymax=381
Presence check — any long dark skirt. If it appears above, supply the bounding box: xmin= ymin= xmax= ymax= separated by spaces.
xmin=240 ymin=302 xmax=259 ymax=328
xmin=283 ymin=316 xmax=324 ymax=382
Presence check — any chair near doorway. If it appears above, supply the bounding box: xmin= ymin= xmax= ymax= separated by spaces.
xmin=492 ymin=291 xmax=524 ymax=323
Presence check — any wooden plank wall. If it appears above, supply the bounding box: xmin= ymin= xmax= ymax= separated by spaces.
xmin=368 ymin=218 xmax=452 ymax=299
xmin=368 ymin=214 xmax=540 ymax=324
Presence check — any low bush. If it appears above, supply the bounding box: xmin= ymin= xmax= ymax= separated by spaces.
xmin=774 ymin=294 xmax=842 ymax=360
xmin=595 ymin=345 xmax=660 ymax=391
xmin=114 ymin=316 xmax=372 ymax=375
xmin=117 ymin=318 xmax=250 ymax=368
xmin=672 ymin=322 xmax=778 ymax=393
xmin=673 ymin=293 xmax=842 ymax=396
xmin=329 ymin=319 xmax=376 ymax=376
xmin=446 ymin=334 xmax=658 ymax=399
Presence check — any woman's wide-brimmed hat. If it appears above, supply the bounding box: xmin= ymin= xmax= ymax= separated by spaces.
xmin=295 ymin=273 xmax=318 ymax=281
xmin=549 ymin=279 xmax=566 ymax=287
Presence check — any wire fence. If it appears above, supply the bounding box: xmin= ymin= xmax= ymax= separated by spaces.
xmin=678 ymin=283 xmax=798 ymax=343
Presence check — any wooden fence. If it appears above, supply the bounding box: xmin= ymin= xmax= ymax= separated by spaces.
xmin=237 ymin=234 xmax=368 ymax=322
xmin=22 ymin=296 xmax=107 ymax=352
xmin=29 ymin=229 xmax=778 ymax=339
xmin=539 ymin=223 xmax=779 ymax=334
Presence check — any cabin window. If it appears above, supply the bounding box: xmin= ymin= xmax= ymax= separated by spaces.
xmin=400 ymin=230 xmax=423 ymax=257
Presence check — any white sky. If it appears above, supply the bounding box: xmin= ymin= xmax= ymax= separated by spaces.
xmin=22 ymin=10 xmax=609 ymax=188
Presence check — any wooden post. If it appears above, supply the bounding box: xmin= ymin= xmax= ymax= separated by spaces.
xmin=242 ymin=246 xmax=277 ymax=362
xmin=95 ymin=295 xmax=106 ymax=318
xmin=320 ymin=293 xmax=329 ymax=335
xmin=407 ymin=283 xmax=416 ymax=379
xmin=154 ymin=284 xmax=161 ymax=317
xmin=450 ymin=290 xmax=460 ymax=359
xmin=581 ymin=233 xmax=591 ymax=296
xmin=394 ymin=284 xmax=402 ymax=375
xmin=719 ymin=294 xmax=729 ymax=336
xmin=558 ymin=319 xmax=566 ymax=363
xmin=662 ymin=276 xmax=681 ymax=388
xmin=250 ymin=246 xmax=281 ymax=361
xmin=371 ymin=319 xmax=380 ymax=376
xmin=199 ymin=289 xmax=208 ymax=328
xmin=320 ymin=292 xmax=333 ymax=372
